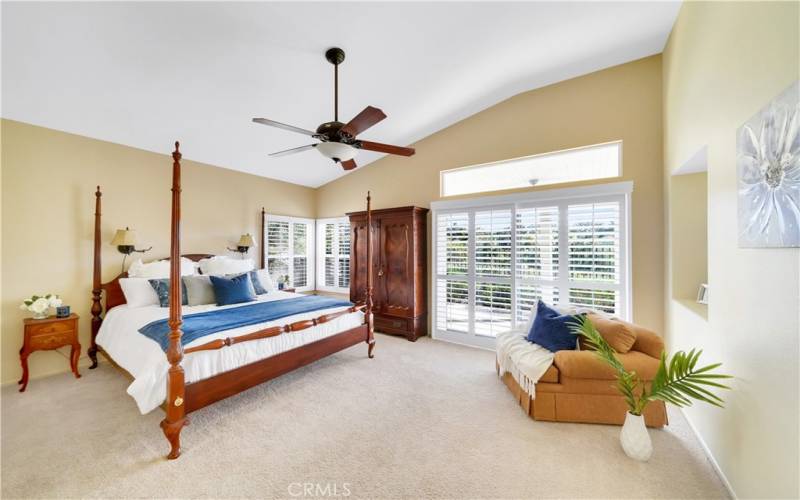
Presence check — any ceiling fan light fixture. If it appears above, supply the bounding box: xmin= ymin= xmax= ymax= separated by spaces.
xmin=316 ymin=141 xmax=357 ymax=162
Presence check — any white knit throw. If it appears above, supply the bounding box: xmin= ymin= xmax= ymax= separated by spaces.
xmin=495 ymin=329 xmax=555 ymax=398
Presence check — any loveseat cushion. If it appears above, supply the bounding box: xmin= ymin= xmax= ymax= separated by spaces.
xmin=585 ymin=313 xmax=637 ymax=353
xmin=553 ymin=350 xmax=660 ymax=381
xmin=630 ymin=324 xmax=665 ymax=359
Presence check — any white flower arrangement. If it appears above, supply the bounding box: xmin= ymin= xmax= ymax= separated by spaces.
xmin=20 ymin=294 xmax=62 ymax=319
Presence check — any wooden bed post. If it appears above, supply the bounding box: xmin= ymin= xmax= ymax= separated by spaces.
xmin=365 ymin=192 xmax=375 ymax=358
xmin=89 ymin=186 xmax=102 ymax=369
xmin=260 ymin=207 xmax=265 ymax=269
xmin=160 ymin=142 xmax=189 ymax=460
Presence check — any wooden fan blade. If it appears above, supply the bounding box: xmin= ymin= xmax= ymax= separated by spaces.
xmin=252 ymin=118 xmax=317 ymax=137
xmin=268 ymin=144 xmax=317 ymax=157
xmin=339 ymin=106 xmax=386 ymax=138
xmin=357 ymin=140 xmax=415 ymax=157
xmin=341 ymin=159 xmax=357 ymax=171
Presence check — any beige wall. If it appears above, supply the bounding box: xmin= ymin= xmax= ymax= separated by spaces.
xmin=317 ymin=55 xmax=665 ymax=333
xmin=669 ymin=172 xmax=708 ymax=303
xmin=0 ymin=119 xmax=316 ymax=384
xmin=663 ymin=2 xmax=799 ymax=498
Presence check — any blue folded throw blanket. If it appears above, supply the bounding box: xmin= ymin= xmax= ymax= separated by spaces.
xmin=139 ymin=295 xmax=354 ymax=351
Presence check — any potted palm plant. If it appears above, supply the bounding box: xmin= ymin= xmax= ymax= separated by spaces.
xmin=570 ymin=316 xmax=732 ymax=461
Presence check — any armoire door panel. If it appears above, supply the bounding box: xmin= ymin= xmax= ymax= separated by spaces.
xmin=379 ymin=217 xmax=412 ymax=316
xmin=349 ymin=219 xmax=379 ymax=305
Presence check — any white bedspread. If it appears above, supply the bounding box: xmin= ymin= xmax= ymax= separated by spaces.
xmin=495 ymin=329 xmax=555 ymax=398
xmin=96 ymin=291 xmax=363 ymax=414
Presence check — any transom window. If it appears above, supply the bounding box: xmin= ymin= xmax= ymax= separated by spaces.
xmin=440 ymin=141 xmax=621 ymax=197
xmin=432 ymin=182 xmax=631 ymax=349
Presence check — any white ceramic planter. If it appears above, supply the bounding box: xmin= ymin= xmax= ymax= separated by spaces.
xmin=620 ymin=412 xmax=653 ymax=461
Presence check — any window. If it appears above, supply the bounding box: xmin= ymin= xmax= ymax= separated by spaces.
xmin=316 ymin=217 xmax=351 ymax=294
xmin=440 ymin=141 xmax=621 ymax=197
xmin=431 ymin=182 xmax=631 ymax=349
xmin=264 ymin=215 xmax=315 ymax=292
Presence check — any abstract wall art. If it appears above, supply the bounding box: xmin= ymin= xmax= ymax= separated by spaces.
xmin=737 ymin=81 xmax=800 ymax=248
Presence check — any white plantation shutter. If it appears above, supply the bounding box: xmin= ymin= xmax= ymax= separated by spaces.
xmin=292 ymin=223 xmax=308 ymax=287
xmin=436 ymin=278 xmax=469 ymax=333
xmin=514 ymin=205 xmax=561 ymax=323
xmin=316 ymin=217 xmax=351 ymax=293
xmin=432 ymin=182 xmax=630 ymax=349
xmin=436 ymin=212 xmax=469 ymax=275
xmin=324 ymin=224 xmax=335 ymax=287
xmin=264 ymin=215 xmax=314 ymax=292
xmin=337 ymin=222 xmax=351 ymax=289
xmin=267 ymin=221 xmax=289 ymax=255
xmin=473 ymin=209 xmax=512 ymax=337
xmin=567 ymin=201 xmax=621 ymax=314
xmin=266 ymin=220 xmax=290 ymax=283
xmin=436 ymin=212 xmax=470 ymax=333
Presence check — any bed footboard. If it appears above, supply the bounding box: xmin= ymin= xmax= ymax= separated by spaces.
xmin=184 ymin=324 xmax=369 ymax=413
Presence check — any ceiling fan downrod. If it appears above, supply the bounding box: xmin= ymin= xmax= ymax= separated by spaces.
xmin=325 ymin=47 xmax=346 ymax=122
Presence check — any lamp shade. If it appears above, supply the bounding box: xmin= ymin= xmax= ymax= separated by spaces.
xmin=111 ymin=228 xmax=136 ymax=246
xmin=237 ymin=233 xmax=256 ymax=248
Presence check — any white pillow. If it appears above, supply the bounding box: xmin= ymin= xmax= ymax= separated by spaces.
xmin=255 ymin=269 xmax=276 ymax=292
xmin=127 ymin=258 xmax=196 ymax=278
xmin=199 ymin=256 xmax=255 ymax=276
xmin=119 ymin=278 xmax=159 ymax=308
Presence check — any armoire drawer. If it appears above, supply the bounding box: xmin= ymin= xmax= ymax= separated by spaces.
xmin=374 ymin=315 xmax=410 ymax=334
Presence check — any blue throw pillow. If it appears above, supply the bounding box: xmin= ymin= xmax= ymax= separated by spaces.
xmin=527 ymin=300 xmax=582 ymax=352
xmin=148 ymin=279 xmax=188 ymax=308
xmin=210 ymin=273 xmax=257 ymax=306
xmin=223 ymin=271 xmax=267 ymax=295
xmin=249 ymin=271 xmax=268 ymax=295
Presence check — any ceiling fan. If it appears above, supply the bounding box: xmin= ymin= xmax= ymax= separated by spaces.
xmin=252 ymin=47 xmax=415 ymax=171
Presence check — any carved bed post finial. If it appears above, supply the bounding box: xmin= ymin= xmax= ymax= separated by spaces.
xmin=365 ymin=191 xmax=375 ymax=358
xmin=260 ymin=207 xmax=266 ymax=269
xmin=89 ymin=186 xmax=103 ymax=369
xmin=161 ymin=141 xmax=189 ymax=459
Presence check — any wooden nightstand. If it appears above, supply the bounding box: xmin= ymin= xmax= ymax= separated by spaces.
xmin=19 ymin=314 xmax=81 ymax=392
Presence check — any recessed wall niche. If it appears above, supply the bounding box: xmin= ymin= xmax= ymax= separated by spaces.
xmin=670 ymin=146 xmax=708 ymax=319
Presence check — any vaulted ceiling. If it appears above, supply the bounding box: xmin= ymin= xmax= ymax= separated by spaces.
xmin=2 ymin=2 xmax=681 ymax=187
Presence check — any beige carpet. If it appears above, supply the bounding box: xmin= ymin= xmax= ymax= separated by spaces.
xmin=1 ymin=335 xmax=728 ymax=499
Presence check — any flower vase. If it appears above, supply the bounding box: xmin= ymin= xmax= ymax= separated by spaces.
xmin=620 ymin=412 xmax=652 ymax=461
xmin=32 ymin=311 xmax=49 ymax=320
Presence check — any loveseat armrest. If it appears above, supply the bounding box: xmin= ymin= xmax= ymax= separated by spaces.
xmin=630 ymin=325 xmax=664 ymax=359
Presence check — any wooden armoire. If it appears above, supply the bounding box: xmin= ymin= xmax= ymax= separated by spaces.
xmin=348 ymin=206 xmax=428 ymax=341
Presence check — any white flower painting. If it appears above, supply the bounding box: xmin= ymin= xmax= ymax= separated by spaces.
xmin=738 ymin=81 xmax=800 ymax=248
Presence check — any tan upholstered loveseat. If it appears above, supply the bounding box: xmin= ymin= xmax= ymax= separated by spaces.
xmin=499 ymin=315 xmax=668 ymax=428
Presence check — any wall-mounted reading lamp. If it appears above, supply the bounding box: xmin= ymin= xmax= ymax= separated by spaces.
xmin=228 ymin=234 xmax=256 ymax=259
xmin=111 ymin=227 xmax=152 ymax=272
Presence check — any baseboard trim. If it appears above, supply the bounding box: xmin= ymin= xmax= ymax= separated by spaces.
xmin=679 ymin=408 xmax=737 ymax=499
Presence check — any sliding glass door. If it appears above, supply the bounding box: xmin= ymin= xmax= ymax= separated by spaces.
xmin=432 ymin=184 xmax=630 ymax=349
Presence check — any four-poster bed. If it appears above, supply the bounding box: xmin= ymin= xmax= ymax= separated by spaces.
xmin=88 ymin=142 xmax=375 ymax=459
